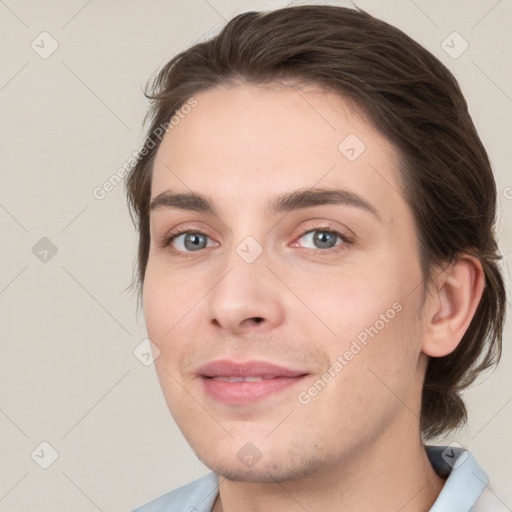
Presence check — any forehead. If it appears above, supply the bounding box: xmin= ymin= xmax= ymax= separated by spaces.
xmin=151 ymin=83 xmax=405 ymax=216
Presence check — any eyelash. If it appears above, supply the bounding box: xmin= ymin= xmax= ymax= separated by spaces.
xmin=160 ymin=224 xmax=353 ymax=258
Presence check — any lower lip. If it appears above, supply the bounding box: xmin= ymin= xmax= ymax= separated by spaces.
xmin=201 ymin=376 xmax=306 ymax=405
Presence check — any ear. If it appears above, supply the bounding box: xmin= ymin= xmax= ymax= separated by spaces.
xmin=421 ymin=256 xmax=485 ymax=358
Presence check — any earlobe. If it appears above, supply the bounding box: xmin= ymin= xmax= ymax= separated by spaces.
xmin=422 ymin=256 xmax=485 ymax=358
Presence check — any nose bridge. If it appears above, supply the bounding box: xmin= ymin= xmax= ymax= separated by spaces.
xmin=212 ymin=231 xmax=269 ymax=304
xmin=218 ymin=210 xmax=268 ymax=275
xmin=234 ymin=233 xmax=266 ymax=266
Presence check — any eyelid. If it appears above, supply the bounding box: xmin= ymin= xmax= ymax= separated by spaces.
xmin=160 ymin=221 xmax=215 ymax=242
xmin=293 ymin=228 xmax=347 ymax=244
xmin=290 ymin=219 xmax=354 ymax=244
xmin=160 ymin=224 xmax=218 ymax=249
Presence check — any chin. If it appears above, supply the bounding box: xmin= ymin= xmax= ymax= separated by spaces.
xmin=195 ymin=448 xmax=326 ymax=483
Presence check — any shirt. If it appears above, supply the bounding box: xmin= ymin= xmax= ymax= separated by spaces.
xmin=131 ymin=445 xmax=509 ymax=511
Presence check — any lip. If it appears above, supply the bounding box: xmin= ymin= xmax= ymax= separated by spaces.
xmin=198 ymin=359 xmax=308 ymax=405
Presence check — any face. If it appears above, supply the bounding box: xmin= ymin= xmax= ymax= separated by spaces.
xmin=143 ymin=82 xmax=428 ymax=482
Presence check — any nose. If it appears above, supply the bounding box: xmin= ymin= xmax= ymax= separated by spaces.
xmin=206 ymin=249 xmax=285 ymax=335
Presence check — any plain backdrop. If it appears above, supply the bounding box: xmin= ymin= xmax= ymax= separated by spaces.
xmin=1 ymin=1 xmax=511 ymax=511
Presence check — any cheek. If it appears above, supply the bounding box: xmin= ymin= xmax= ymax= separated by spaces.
xmin=327 ymin=252 xmax=421 ymax=346
xmin=295 ymin=265 xmax=403 ymax=343
xmin=143 ymin=270 xmax=196 ymax=410
xmin=304 ymin=304 xmax=422 ymax=446
xmin=143 ymin=262 xmax=202 ymax=341
xmin=303 ymin=267 xmax=423 ymax=402
xmin=143 ymin=277 xmax=169 ymax=342
xmin=143 ymin=264 xmax=212 ymax=400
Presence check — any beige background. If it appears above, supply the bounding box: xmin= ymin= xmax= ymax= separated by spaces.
xmin=1 ymin=0 xmax=511 ymax=511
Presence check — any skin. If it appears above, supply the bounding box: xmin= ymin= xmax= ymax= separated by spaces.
xmin=143 ymin=82 xmax=484 ymax=511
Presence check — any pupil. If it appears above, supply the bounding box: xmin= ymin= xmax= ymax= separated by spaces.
xmin=185 ymin=233 xmax=206 ymax=250
xmin=314 ymin=231 xmax=336 ymax=249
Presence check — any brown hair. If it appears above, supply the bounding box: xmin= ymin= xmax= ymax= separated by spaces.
xmin=125 ymin=5 xmax=506 ymax=440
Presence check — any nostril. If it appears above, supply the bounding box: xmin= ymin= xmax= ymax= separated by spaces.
xmin=252 ymin=317 xmax=264 ymax=324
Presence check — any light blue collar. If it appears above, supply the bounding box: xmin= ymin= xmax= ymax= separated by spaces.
xmin=426 ymin=445 xmax=488 ymax=511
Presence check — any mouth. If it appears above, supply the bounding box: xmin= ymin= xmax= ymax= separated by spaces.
xmin=212 ymin=376 xmax=279 ymax=382
xmin=197 ymin=360 xmax=308 ymax=404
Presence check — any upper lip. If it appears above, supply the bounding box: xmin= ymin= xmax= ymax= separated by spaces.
xmin=197 ymin=360 xmax=307 ymax=378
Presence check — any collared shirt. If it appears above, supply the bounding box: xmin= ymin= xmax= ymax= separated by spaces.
xmin=131 ymin=445 xmax=509 ymax=511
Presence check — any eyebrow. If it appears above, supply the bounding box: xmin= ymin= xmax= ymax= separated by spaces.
xmin=149 ymin=187 xmax=381 ymax=220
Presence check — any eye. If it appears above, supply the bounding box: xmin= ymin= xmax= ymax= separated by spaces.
xmin=294 ymin=228 xmax=349 ymax=251
xmin=161 ymin=226 xmax=351 ymax=257
xmin=165 ymin=231 xmax=218 ymax=252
